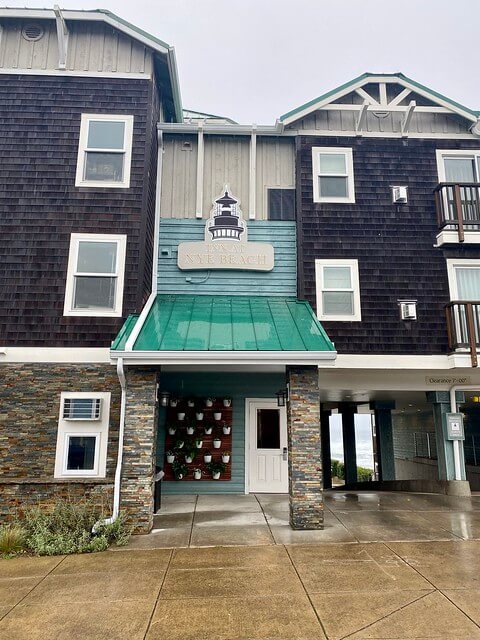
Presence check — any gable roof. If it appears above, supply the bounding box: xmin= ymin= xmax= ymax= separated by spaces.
xmin=0 ymin=7 xmax=182 ymax=121
xmin=280 ymin=72 xmax=479 ymax=126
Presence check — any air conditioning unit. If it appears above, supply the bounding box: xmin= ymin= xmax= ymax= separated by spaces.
xmin=392 ymin=186 xmax=408 ymax=204
xmin=399 ymin=301 xmax=417 ymax=321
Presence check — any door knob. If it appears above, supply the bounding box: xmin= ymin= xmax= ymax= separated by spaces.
xmin=282 ymin=447 xmax=288 ymax=461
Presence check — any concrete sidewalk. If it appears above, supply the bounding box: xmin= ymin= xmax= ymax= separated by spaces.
xmin=2 ymin=540 xmax=480 ymax=639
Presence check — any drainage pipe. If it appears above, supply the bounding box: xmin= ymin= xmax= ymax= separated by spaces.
xmin=93 ymin=357 xmax=126 ymax=531
xmin=449 ymin=384 xmax=479 ymax=481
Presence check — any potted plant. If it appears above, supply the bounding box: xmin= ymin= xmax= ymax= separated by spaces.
xmin=187 ymin=398 xmax=195 ymax=407
xmin=213 ymin=436 xmax=221 ymax=449
xmin=168 ymin=425 xmax=177 ymax=436
xmin=223 ymin=397 xmax=232 ymax=407
xmin=195 ymin=437 xmax=203 ymax=449
xmin=207 ymin=460 xmax=226 ymax=480
xmin=203 ymin=450 xmax=212 ymax=463
xmin=222 ymin=423 xmax=231 ymax=435
xmin=213 ymin=411 xmax=222 ymax=421
xmin=186 ymin=423 xmax=195 ymax=435
xmin=222 ymin=451 xmax=230 ymax=464
xmin=204 ymin=424 xmax=213 ymax=435
xmin=193 ymin=467 xmax=202 ymax=480
xmin=170 ymin=398 xmax=178 ymax=408
xmin=196 ymin=411 xmax=204 ymax=421
xmin=205 ymin=397 xmax=214 ymax=407
xmin=172 ymin=460 xmax=188 ymax=480
xmin=177 ymin=411 xmax=186 ymax=421
xmin=166 ymin=450 xmax=175 ymax=464
xmin=175 ymin=438 xmax=185 ymax=449
xmin=184 ymin=447 xmax=196 ymax=464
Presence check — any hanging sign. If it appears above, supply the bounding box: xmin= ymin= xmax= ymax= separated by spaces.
xmin=177 ymin=186 xmax=274 ymax=271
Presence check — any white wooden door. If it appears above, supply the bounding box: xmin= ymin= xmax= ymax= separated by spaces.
xmin=247 ymin=400 xmax=288 ymax=493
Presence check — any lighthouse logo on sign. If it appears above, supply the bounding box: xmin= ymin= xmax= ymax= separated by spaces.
xmin=177 ymin=186 xmax=274 ymax=272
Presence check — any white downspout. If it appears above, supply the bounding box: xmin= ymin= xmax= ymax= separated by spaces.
xmin=449 ymin=384 xmax=479 ymax=481
xmin=93 ymin=357 xmax=126 ymax=531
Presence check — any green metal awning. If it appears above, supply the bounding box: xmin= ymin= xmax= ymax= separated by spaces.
xmin=111 ymin=295 xmax=336 ymax=365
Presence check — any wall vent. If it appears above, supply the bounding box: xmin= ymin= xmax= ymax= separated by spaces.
xmin=22 ymin=23 xmax=45 ymax=42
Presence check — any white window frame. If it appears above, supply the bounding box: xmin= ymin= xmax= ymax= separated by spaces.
xmin=312 ymin=147 xmax=355 ymax=203
xmin=315 ymin=258 xmax=361 ymax=321
xmin=75 ymin=113 xmax=134 ymax=188
xmin=446 ymin=259 xmax=480 ymax=300
xmin=64 ymin=233 xmax=127 ymax=317
xmin=436 ymin=149 xmax=480 ymax=182
xmin=54 ymin=392 xmax=110 ymax=478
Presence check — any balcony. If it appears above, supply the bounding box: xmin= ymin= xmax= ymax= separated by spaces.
xmin=435 ymin=183 xmax=480 ymax=245
xmin=446 ymin=301 xmax=480 ymax=367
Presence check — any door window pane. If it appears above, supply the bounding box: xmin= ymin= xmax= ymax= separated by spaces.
xmin=319 ymin=153 xmax=346 ymax=173
xmin=73 ymin=276 xmax=116 ymax=310
xmin=77 ymin=242 xmax=117 ymax=274
xmin=87 ymin=121 xmax=125 ymax=149
xmin=455 ymin=268 xmax=480 ymax=299
xmin=319 ymin=176 xmax=348 ymax=198
xmin=323 ymin=291 xmax=354 ymax=315
xmin=66 ymin=436 xmax=96 ymax=470
xmin=324 ymin=266 xmax=351 ymax=289
xmin=257 ymin=409 xmax=280 ymax=449
xmin=444 ymin=158 xmax=475 ymax=182
xmin=84 ymin=152 xmax=124 ymax=182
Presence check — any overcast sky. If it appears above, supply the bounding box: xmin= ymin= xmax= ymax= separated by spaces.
xmin=5 ymin=0 xmax=480 ymax=123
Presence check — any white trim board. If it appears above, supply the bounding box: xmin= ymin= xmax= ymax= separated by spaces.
xmin=0 ymin=69 xmax=151 ymax=80
xmin=325 ymin=354 xmax=473 ymax=370
xmin=111 ymin=350 xmax=337 ymax=365
xmin=0 ymin=347 xmax=111 ymax=363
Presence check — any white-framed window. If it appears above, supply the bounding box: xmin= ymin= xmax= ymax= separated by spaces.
xmin=447 ymin=259 xmax=480 ymax=301
xmin=312 ymin=147 xmax=355 ymax=203
xmin=54 ymin=392 xmax=110 ymax=478
xmin=64 ymin=233 xmax=127 ymax=317
xmin=75 ymin=114 xmax=134 ymax=188
xmin=436 ymin=150 xmax=480 ymax=183
xmin=315 ymin=258 xmax=361 ymax=321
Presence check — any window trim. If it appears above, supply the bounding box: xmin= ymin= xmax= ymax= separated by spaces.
xmin=436 ymin=149 xmax=480 ymax=182
xmin=75 ymin=113 xmax=134 ymax=189
xmin=64 ymin=233 xmax=127 ymax=318
xmin=54 ymin=392 xmax=110 ymax=479
xmin=265 ymin=185 xmax=296 ymax=220
xmin=315 ymin=258 xmax=361 ymax=321
xmin=312 ymin=147 xmax=355 ymax=204
xmin=446 ymin=259 xmax=480 ymax=300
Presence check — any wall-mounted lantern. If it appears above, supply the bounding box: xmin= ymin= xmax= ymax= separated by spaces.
xmin=158 ymin=390 xmax=170 ymax=407
xmin=276 ymin=389 xmax=288 ymax=407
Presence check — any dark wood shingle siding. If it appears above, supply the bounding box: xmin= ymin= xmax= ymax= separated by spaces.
xmin=297 ymin=136 xmax=480 ymax=355
xmin=0 ymin=75 xmax=156 ymax=347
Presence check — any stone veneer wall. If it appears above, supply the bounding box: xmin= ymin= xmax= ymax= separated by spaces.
xmin=287 ymin=367 xmax=323 ymax=529
xmin=121 ymin=369 xmax=158 ymax=534
xmin=0 ymin=363 xmax=119 ymax=521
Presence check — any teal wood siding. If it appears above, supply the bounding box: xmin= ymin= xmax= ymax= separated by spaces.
xmin=157 ymin=372 xmax=286 ymax=494
xmin=157 ymin=220 xmax=296 ymax=296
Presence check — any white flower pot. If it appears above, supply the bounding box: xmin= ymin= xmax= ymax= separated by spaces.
xmin=223 ymin=399 xmax=231 ymax=407
xmin=213 ymin=439 xmax=221 ymax=449
xmin=196 ymin=412 xmax=204 ymax=421
xmin=168 ymin=428 xmax=176 ymax=435
xmin=214 ymin=412 xmax=222 ymax=421
xmin=204 ymin=454 xmax=212 ymax=463
xmin=204 ymin=426 xmax=213 ymax=435
xmin=222 ymin=426 xmax=231 ymax=435
xmin=185 ymin=455 xmax=193 ymax=463
xmin=212 ymin=471 xmax=221 ymax=480
xmin=186 ymin=427 xmax=195 ymax=435
xmin=205 ymin=399 xmax=213 ymax=407
xmin=195 ymin=440 xmax=203 ymax=448
xmin=177 ymin=412 xmax=185 ymax=421
xmin=194 ymin=470 xmax=202 ymax=480
xmin=222 ymin=455 xmax=230 ymax=463
xmin=188 ymin=400 xmax=195 ymax=407
xmin=166 ymin=455 xmax=175 ymax=463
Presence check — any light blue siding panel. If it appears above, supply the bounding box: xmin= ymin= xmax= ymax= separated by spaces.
xmin=157 ymin=372 xmax=286 ymax=494
xmin=157 ymin=220 xmax=297 ymax=297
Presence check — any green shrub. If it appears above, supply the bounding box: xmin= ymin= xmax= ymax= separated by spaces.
xmin=19 ymin=499 xmax=131 ymax=556
xmin=331 ymin=459 xmax=373 ymax=483
xmin=0 ymin=524 xmax=27 ymax=557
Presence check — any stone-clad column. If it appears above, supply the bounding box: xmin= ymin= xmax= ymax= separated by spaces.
xmin=121 ymin=369 xmax=158 ymax=533
xmin=287 ymin=366 xmax=323 ymax=529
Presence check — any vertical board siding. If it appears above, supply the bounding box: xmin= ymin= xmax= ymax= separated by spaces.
xmin=0 ymin=19 xmax=153 ymax=74
xmin=157 ymin=219 xmax=297 ymax=296
xmin=157 ymin=372 xmax=286 ymax=494
xmin=160 ymin=135 xmax=295 ymax=220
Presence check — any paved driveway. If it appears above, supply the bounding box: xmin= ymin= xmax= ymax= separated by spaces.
xmin=2 ymin=540 xmax=480 ymax=639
